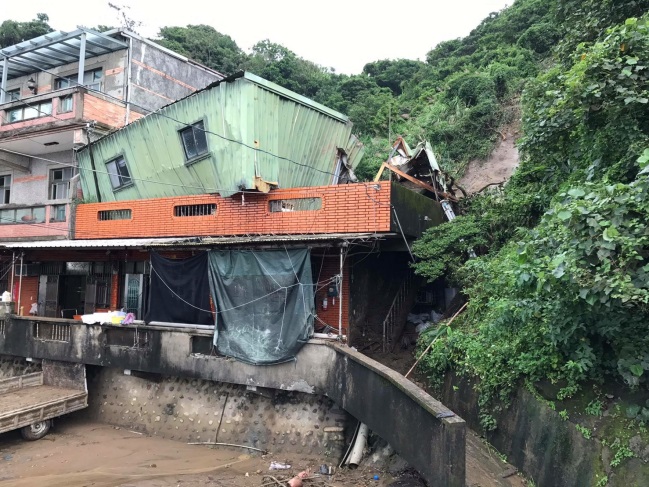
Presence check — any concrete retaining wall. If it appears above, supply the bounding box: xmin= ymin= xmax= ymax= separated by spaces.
xmin=440 ymin=372 xmax=649 ymax=487
xmin=86 ymin=367 xmax=348 ymax=455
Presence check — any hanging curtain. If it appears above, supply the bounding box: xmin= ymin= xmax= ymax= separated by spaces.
xmin=145 ymin=252 xmax=213 ymax=325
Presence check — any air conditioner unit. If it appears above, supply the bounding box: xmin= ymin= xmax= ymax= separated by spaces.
xmin=15 ymin=263 xmax=41 ymax=277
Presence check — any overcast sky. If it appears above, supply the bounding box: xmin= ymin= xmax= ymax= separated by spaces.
xmin=3 ymin=0 xmax=511 ymax=73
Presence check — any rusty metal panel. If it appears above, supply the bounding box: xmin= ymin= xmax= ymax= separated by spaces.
xmin=77 ymin=73 xmax=364 ymax=201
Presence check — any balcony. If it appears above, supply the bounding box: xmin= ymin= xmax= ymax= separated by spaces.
xmin=0 ymin=87 xmax=132 ymax=141
xmin=0 ymin=203 xmax=69 ymax=241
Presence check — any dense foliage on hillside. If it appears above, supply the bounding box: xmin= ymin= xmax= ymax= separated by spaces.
xmin=413 ymin=0 xmax=649 ymax=433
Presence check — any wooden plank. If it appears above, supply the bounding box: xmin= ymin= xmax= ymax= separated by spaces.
xmin=381 ymin=163 xmax=457 ymax=202
xmin=373 ymin=162 xmax=388 ymax=182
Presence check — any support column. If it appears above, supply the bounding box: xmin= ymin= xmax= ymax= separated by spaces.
xmin=0 ymin=57 xmax=8 ymax=104
xmin=77 ymin=33 xmax=87 ymax=85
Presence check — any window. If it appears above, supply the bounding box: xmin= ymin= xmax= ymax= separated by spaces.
xmin=54 ymin=77 xmax=72 ymax=90
xmin=269 ymin=197 xmax=322 ymax=212
xmin=83 ymin=68 xmax=103 ymax=91
xmin=59 ymin=95 xmax=73 ymax=113
xmin=174 ymin=204 xmax=216 ymax=217
xmin=51 ymin=204 xmax=66 ymax=222
xmin=0 ymin=206 xmax=45 ymax=224
xmin=0 ymin=175 xmax=10 ymax=204
xmin=6 ymin=89 xmax=20 ymax=101
xmin=6 ymin=100 xmax=52 ymax=123
xmin=55 ymin=68 xmax=103 ymax=92
xmin=49 ymin=167 xmax=73 ymax=200
xmin=98 ymin=209 xmax=132 ymax=221
xmin=179 ymin=121 xmax=208 ymax=162
xmin=105 ymin=156 xmax=132 ymax=190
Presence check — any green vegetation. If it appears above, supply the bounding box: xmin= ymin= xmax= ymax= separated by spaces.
xmin=413 ymin=0 xmax=649 ymax=438
xmin=0 ymin=13 xmax=52 ymax=49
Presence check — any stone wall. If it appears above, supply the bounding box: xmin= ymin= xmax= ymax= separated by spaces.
xmin=0 ymin=355 xmax=41 ymax=379
xmin=86 ymin=367 xmax=349 ymax=456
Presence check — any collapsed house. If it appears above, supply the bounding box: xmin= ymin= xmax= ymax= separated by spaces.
xmin=0 ymin=72 xmax=452 ymax=363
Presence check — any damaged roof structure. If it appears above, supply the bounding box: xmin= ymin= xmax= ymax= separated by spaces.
xmin=374 ymin=136 xmax=465 ymax=202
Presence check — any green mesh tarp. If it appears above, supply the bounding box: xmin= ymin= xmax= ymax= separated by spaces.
xmin=207 ymin=249 xmax=314 ymax=365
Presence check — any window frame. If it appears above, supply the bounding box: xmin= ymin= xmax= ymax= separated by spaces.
xmin=50 ymin=204 xmax=67 ymax=222
xmin=58 ymin=95 xmax=73 ymax=114
xmin=6 ymin=100 xmax=53 ymax=123
xmin=6 ymin=89 xmax=20 ymax=101
xmin=178 ymin=119 xmax=210 ymax=164
xmin=49 ymin=167 xmax=74 ymax=200
xmin=55 ymin=67 xmax=104 ymax=92
xmin=0 ymin=175 xmax=10 ymax=204
xmin=105 ymin=155 xmax=133 ymax=191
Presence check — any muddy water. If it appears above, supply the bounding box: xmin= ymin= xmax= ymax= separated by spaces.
xmin=0 ymin=417 xmax=526 ymax=487
xmin=0 ymin=418 xmax=395 ymax=487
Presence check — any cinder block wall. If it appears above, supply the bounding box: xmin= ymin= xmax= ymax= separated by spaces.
xmin=75 ymin=182 xmax=392 ymax=239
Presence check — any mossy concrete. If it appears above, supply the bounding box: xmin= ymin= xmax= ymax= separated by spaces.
xmin=440 ymin=372 xmax=649 ymax=487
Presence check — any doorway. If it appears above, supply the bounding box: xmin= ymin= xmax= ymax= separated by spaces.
xmin=58 ymin=275 xmax=86 ymax=318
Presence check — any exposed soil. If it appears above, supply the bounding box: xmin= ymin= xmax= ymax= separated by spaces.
xmin=459 ymin=129 xmax=520 ymax=195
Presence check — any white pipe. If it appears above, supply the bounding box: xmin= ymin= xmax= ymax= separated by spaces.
xmin=125 ymin=35 xmax=132 ymax=124
xmin=17 ymin=253 xmax=23 ymax=315
xmin=347 ymin=422 xmax=368 ymax=468
xmin=133 ymin=320 xmax=214 ymax=330
xmin=9 ymin=251 xmax=14 ymax=297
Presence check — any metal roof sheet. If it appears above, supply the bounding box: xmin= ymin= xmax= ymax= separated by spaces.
xmin=0 ymin=233 xmax=392 ymax=249
xmin=0 ymin=29 xmax=128 ymax=80
xmin=77 ymin=72 xmax=364 ymax=200
xmin=0 ymin=237 xmax=193 ymax=249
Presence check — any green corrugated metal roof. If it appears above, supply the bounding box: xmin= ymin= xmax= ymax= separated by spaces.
xmin=77 ymin=72 xmax=364 ymax=201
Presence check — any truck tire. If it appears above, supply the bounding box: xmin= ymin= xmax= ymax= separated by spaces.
xmin=20 ymin=420 xmax=51 ymax=441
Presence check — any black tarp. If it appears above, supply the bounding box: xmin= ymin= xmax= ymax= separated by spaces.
xmin=207 ymin=249 xmax=314 ymax=365
xmin=145 ymin=252 xmax=213 ymax=325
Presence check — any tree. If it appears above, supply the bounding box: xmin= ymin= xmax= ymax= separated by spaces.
xmin=0 ymin=13 xmax=53 ymax=48
xmin=244 ymin=40 xmax=330 ymax=99
xmin=362 ymin=59 xmax=425 ymax=95
xmin=156 ymin=25 xmax=246 ymax=74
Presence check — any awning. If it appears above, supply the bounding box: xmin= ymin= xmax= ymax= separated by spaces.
xmin=0 ymin=233 xmax=393 ymax=249
xmin=0 ymin=29 xmax=127 ymax=80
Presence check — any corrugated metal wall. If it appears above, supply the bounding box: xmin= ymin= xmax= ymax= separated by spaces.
xmin=78 ymin=74 xmax=364 ymax=201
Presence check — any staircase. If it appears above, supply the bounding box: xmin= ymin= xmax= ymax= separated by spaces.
xmin=381 ymin=271 xmax=420 ymax=352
